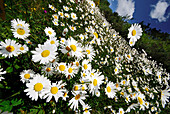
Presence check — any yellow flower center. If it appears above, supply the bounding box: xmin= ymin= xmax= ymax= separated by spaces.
xmin=71 ymin=27 xmax=74 ymax=30
xmin=20 ymin=47 xmax=24 ymax=50
xmin=59 ymin=65 xmax=65 ymax=71
xmin=73 ymin=15 xmax=75 ymax=18
xmin=123 ymin=81 xmax=126 ymax=85
xmin=86 ymin=50 xmax=90 ymax=54
xmin=64 ymin=92 xmax=67 ymax=97
xmin=127 ymin=55 xmax=131 ymax=58
xmin=107 ymin=86 xmax=111 ymax=93
xmin=121 ymin=92 xmax=124 ymax=95
xmin=34 ymin=83 xmax=43 ymax=92
xmin=41 ymin=50 xmax=50 ymax=57
xmin=91 ymin=73 xmax=94 ymax=76
xmin=70 ymin=45 xmax=77 ymax=52
xmin=116 ymin=83 xmax=119 ymax=88
xmin=50 ymin=40 xmax=55 ymax=44
xmin=46 ymin=67 xmax=51 ymax=72
xmin=82 ymin=86 xmax=85 ymax=91
xmin=74 ymin=86 xmax=78 ymax=91
xmin=75 ymin=94 xmax=80 ymax=100
xmin=93 ymin=32 xmax=98 ymax=38
xmin=115 ymin=68 xmax=117 ymax=72
xmin=138 ymin=97 xmax=143 ymax=105
xmin=93 ymin=79 xmax=97 ymax=86
xmin=60 ymin=13 xmax=63 ymax=16
xmin=51 ymin=87 xmax=58 ymax=94
xmin=24 ymin=74 xmax=30 ymax=79
xmin=145 ymin=88 xmax=149 ymax=91
xmin=48 ymin=31 xmax=52 ymax=35
xmin=6 ymin=46 xmax=15 ymax=52
xmin=68 ymin=68 xmax=73 ymax=73
xmin=130 ymin=41 xmax=133 ymax=44
xmin=54 ymin=16 xmax=58 ymax=19
xmin=120 ymin=111 xmax=123 ymax=114
xmin=126 ymin=97 xmax=128 ymax=101
xmin=17 ymin=28 xmax=25 ymax=35
xmin=85 ymin=108 xmax=88 ymax=113
xmin=159 ymin=75 xmax=161 ymax=79
xmin=62 ymin=40 xmax=64 ymax=42
xmin=84 ymin=64 xmax=88 ymax=70
xmin=132 ymin=30 xmax=136 ymax=36
xmin=76 ymin=62 xmax=79 ymax=66
xmin=83 ymin=73 xmax=86 ymax=77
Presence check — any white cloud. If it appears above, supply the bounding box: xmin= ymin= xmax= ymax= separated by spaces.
xmin=116 ymin=0 xmax=135 ymax=19
xmin=150 ymin=0 xmax=170 ymax=22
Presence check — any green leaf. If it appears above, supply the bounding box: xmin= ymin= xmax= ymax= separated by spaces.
xmin=14 ymin=65 xmax=20 ymax=69
xmin=11 ymin=99 xmax=22 ymax=106
xmin=6 ymin=67 xmax=13 ymax=73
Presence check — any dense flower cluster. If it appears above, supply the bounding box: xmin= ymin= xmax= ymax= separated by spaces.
xmin=0 ymin=0 xmax=169 ymax=113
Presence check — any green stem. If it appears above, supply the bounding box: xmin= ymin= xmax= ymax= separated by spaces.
xmin=0 ymin=91 xmax=21 ymax=103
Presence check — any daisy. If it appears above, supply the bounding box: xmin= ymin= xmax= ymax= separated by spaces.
xmin=156 ymin=71 xmax=162 ymax=83
xmin=79 ymin=34 xmax=84 ymax=41
xmin=90 ymin=1 xmax=95 ymax=8
xmin=68 ymin=91 xmax=86 ymax=111
xmin=49 ymin=4 xmax=56 ymax=11
xmin=161 ymin=88 xmax=170 ymax=108
xmin=125 ymin=53 xmax=133 ymax=61
xmin=71 ymin=13 xmax=78 ymax=20
xmin=56 ymin=62 xmax=67 ymax=74
xmin=11 ymin=19 xmax=30 ymax=39
xmin=65 ymin=13 xmax=70 ymax=18
xmin=44 ymin=37 xmax=59 ymax=47
xmin=129 ymin=37 xmax=136 ymax=47
xmin=118 ymin=108 xmax=124 ymax=114
xmin=137 ymin=93 xmax=146 ymax=109
xmin=41 ymin=64 xmax=54 ymax=76
xmin=58 ymin=11 xmax=64 ymax=18
xmin=84 ymin=45 xmax=95 ymax=61
xmin=113 ymin=82 xmax=121 ymax=91
xmin=114 ymin=67 xmax=119 ymax=74
xmin=24 ymin=74 xmax=51 ymax=101
xmin=0 ymin=39 xmax=20 ymax=58
xmin=44 ymin=27 xmax=56 ymax=38
xmin=31 ymin=43 xmax=57 ymax=64
xmin=62 ymin=90 xmax=69 ymax=101
xmin=62 ymin=28 xmax=69 ymax=36
xmin=69 ymin=25 xmax=76 ymax=32
xmin=65 ymin=63 xmax=78 ymax=79
xmin=52 ymin=14 xmax=59 ymax=21
xmin=18 ymin=44 xmax=29 ymax=54
xmin=82 ymin=60 xmax=91 ymax=72
xmin=52 ymin=20 xmax=59 ymax=26
xmin=63 ymin=6 xmax=69 ymax=11
xmin=20 ymin=69 xmax=35 ymax=83
xmin=89 ymin=72 xmax=104 ymax=96
xmin=83 ymin=104 xmax=91 ymax=114
xmin=105 ymin=81 xmax=116 ymax=99
xmin=43 ymin=81 xmax=66 ymax=102
xmin=128 ymin=23 xmax=143 ymax=40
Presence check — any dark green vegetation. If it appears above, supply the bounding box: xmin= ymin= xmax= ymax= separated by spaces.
xmin=97 ymin=0 xmax=170 ymax=72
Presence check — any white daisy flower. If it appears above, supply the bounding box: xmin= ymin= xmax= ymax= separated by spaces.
xmin=41 ymin=64 xmax=54 ymax=76
xmin=18 ymin=44 xmax=29 ymax=54
xmin=56 ymin=62 xmax=67 ymax=74
xmin=20 ymin=69 xmax=35 ymax=83
xmin=69 ymin=25 xmax=76 ymax=31
xmin=118 ymin=108 xmax=124 ymax=114
xmin=84 ymin=45 xmax=95 ymax=61
xmin=65 ymin=63 xmax=78 ymax=79
xmin=113 ymin=82 xmax=121 ymax=91
xmin=63 ymin=6 xmax=69 ymax=11
xmin=24 ymin=74 xmax=51 ymax=101
xmin=52 ymin=14 xmax=59 ymax=21
xmin=83 ymin=104 xmax=91 ymax=114
xmin=49 ymin=4 xmax=56 ymax=11
xmin=62 ymin=28 xmax=68 ymax=36
xmin=31 ymin=43 xmax=57 ymax=64
xmin=129 ymin=37 xmax=136 ymax=47
xmin=68 ymin=91 xmax=86 ymax=111
xmin=43 ymin=80 xmax=66 ymax=102
xmin=90 ymin=1 xmax=95 ymax=8
xmin=89 ymin=72 xmax=104 ymax=96
xmin=114 ymin=67 xmax=119 ymax=74
xmin=52 ymin=20 xmax=59 ymax=26
xmin=62 ymin=90 xmax=69 ymax=101
xmin=44 ymin=37 xmax=59 ymax=47
xmin=44 ymin=27 xmax=56 ymax=38
xmin=137 ymin=93 xmax=146 ymax=109
xmin=0 ymin=39 xmax=20 ymax=58
xmin=161 ymin=88 xmax=170 ymax=108
xmin=125 ymin=53 xmax=133 ymax=61
xmin=105 ymin=81 xmax=116 ymax=99
xmin=71 ymin=13 xmax=78 ymax=20
xmin=58 ymin=11 xmax=64 ymax=18
xmin=82 ymin=59 xmax=91 ymax=72
xmin=11 ymin=19 xmax=30 ymax=39
xmin=128 ymin=23 xmax=143 ymax=40
xmin=64 ymin=13 xmax=70 ymax=18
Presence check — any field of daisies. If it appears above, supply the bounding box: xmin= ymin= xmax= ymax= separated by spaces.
xmin=0 ymin=0 xmax=170 ymax=113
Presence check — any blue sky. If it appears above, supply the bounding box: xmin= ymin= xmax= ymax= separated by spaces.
xmin=108 ymin=0 xmax=170 ymax=33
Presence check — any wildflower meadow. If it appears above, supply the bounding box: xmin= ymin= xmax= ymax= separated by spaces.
xmin=0 ymin=0 xmax=169 ymax=113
